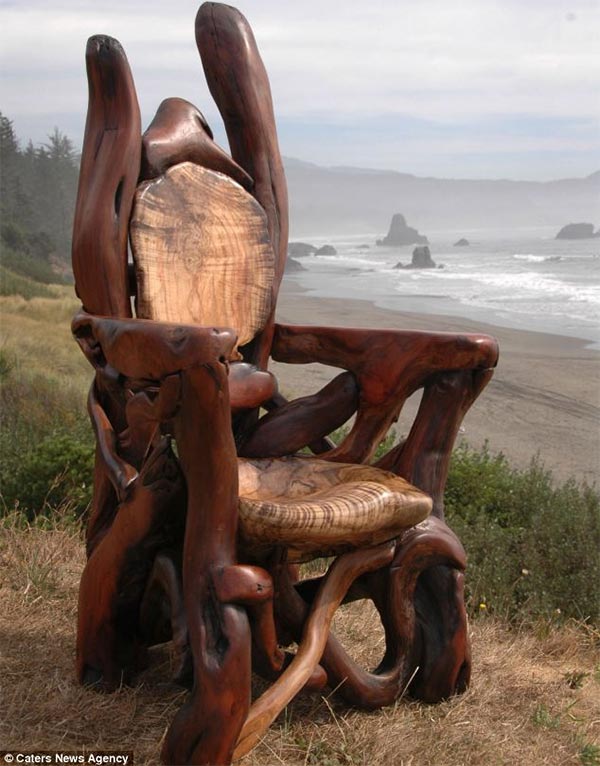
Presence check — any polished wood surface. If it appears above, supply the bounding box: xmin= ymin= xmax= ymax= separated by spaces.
xmin=70 ymin=4 xmax=500 ymax=764
xmin=234 ymin=543 xmax=396 ymax=759
xmin=239 ymin=370 xmax=359 ymax=457
xmin=131 ymin=163 xmax=275 ymax=350
xmin=272 ymin=323 xmax=498 ymax=512
xmin=196 ymin=2 xmax=288 ymax=367
xmin=140 ymin=97 xmax=253 ymax=190
xmin=72 ymin=36 xmax=141 ymax=317
xmin=238 ymin=456 xmax=432 ymax=561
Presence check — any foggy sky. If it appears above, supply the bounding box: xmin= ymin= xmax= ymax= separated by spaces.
xmin=1 ymin=0 xmax=599 ymax=180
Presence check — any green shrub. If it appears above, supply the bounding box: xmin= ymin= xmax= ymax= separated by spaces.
xmin=445 ymin=443 xmax=600 ymax=624
xmin=325 ymin=432 xmax=600 ymax=625
xmin=0 ymin=265 xmax=55 ymax=298
xmin=1 ymin=433 xmax=94 ymax=516
xmin=0 ymin=241 xmax=60 ymax=285
xmin=0 ymin=369 xmax=93 ymax=518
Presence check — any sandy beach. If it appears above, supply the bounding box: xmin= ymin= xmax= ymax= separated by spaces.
xmin=273 ymin=277 xmax=600 ymax=484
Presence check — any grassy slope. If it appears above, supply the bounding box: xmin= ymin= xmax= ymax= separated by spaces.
xmin=1 ymin=291 xmax=599 ymax=765
xmin=0 ymin=289 xmax=90 ymax=389
xmin=0 ymin=515 xmax=598 ymax=766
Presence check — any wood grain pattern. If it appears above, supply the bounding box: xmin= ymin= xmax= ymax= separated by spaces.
xmin=72 ymin=35 xmax=140 ymax=317
xmin=272 ymin=324 xmax=498 ymax=467
xmin=239 ymin=371 xmax=359 ymax=457
xmin=131 ymin=162 xmax=275 ymax=350
xmin=69 ymin=6 xmax=502 ymax=762
xmin=76 ymin=436 xmax=185 ymax=688
xmin=233 ymin=543 xmax=395 ymax=759
xmin=196 ymin=2 xmax=288 ymax=367
xmin=162 ymin=364 xmax=250 ymax=766
xmin=140 ymin=97 xmax=253 ymax=190
xmin=237 ymin=457 xmax=432 ymax=561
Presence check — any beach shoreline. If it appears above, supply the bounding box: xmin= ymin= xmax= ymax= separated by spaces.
xmin=274 ymin=277 xmax=600 ymax=484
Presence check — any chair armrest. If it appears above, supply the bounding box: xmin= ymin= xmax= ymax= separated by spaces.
xmin=272 ymin=323 xmax=498 ymax=403
xmin=72 ymin=310 xmax=239 ymax=542
xmin=72 ymin=310 xmax=237 ymax=381
xmin=271 ymin=324 xmax=499 ymax=513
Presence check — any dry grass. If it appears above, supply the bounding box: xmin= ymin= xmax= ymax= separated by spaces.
xmin=1 ymin=518 xmax=598 ymax=766
xmin=0 ymin=292 xmax=90 ymax=388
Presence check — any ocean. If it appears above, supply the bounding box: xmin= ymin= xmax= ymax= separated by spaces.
xmin=287 ymin=226 xmax=600 ymax=347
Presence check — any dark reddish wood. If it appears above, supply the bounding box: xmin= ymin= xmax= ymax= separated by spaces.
xmin=195 ymin=3 xmax=288 ymax=368
xmin=70 ymin=6 xmax=502 ymax=763
xmin=72 ymin=36 xmax=141 ymax=317
xmin=88 ymin=379 xmax=138 ymax=502
xmin=239 ymin=371 xmax=359 ymax=457
xmin=72 ymin=310 xmax=237 ymax=380
xmin=77 ymin=435 xmax=185 ymax=688
xmin=376 ymin=368 xmax=494 ymax=516
xmin=273 ymin=517 xmax=467 ymax=709
xmin=139 ymin=553 xmax=192 ymax=684
xmin=409 ymin=563 xmax=471 ymax=702
xmin=140 ymin=97 xmax=253 ymax=190
xmin=75 ymin=314 xmax=218 ymax=689
xmin=228 ymin=362 xmax=277 ymax=414
xmin=272 ymin=324 xmax=498 ymax=464
xmin=162 ymin=364 xmax=249 ymax=766
xmin=234 ymin=542 xmax=395 ymax=759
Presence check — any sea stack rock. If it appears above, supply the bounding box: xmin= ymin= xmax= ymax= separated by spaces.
xmin=411 ymin=245 xmax=436 ymax=268
xmin=555 ymin=223 xmax=599 ymax=240
xmin=315 ymin=244 xmax=337 ymax=255
xmin=377 ymin=213 xmax=428 ymax=247
xmin=288 ymin=241 xmax=317 ymax=257
xmin=394 ymin=245 xmax=437 ymax=269
xmin=454 ymin=238 xmax=470 ymax=246
xmin=285 ymin=256 xmax=306 ymax=273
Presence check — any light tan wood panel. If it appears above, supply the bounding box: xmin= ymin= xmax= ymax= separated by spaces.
xmin=130 ymin=162 xmax=275 ymax=350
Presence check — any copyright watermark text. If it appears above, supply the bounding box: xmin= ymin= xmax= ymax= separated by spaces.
xmin=1 ymin=753 xmax=133 ymax=765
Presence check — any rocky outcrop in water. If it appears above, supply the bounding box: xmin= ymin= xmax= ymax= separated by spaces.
xmin=394 ymin=245 xmax=437 ymax=269
xmin=454 ymin=238 xmax=470 ymax=246
xmin=555 ymin=223 xmax=599 ymax=239
xmin=288 ymin=241 xmax=317 ymax=257
xmin=315 ymin=244 xmax=337 ymax=255
xmin=377 ymin=213 xmax=428 ymax=247
xmin=285 ymin=256 xmax=306 ymax=273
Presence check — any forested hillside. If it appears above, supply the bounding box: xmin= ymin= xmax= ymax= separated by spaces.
xmin=0 ymin=112 xmax=78 ymax=290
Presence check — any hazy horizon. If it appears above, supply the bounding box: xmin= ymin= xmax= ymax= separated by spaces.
xmin=1 ymin=0 xmax=599 ymax=182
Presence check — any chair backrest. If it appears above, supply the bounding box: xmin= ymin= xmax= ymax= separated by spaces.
xmin=72 ymin=4 xmax=288 ymax=369
xmin=130 ymin=161 xmax=276 ymax=351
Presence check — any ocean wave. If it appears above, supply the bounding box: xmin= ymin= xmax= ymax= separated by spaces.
xmin=389 ymin=268 xmax=600 ymax=304
xmin=513 ymin=254 xmax=562 ymax=263
xmin=311 ymin=254 xmax=387 ymax=267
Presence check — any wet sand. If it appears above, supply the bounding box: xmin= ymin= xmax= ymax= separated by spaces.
xmin=273 ymin=278 xmax=600 ymax=484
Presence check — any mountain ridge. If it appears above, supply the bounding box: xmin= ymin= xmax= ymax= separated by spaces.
xmin=282 ymin=157 xmax=600 ymax=236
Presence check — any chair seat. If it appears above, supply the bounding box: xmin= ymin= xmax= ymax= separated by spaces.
xmin=238 ymin=456 xmax=432 ymax=562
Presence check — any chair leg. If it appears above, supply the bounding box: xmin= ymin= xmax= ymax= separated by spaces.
xmin=161 ymin=594 xmax=252 ymax=766
xmin=409 ymin=564 xmax=471 ymax=701
xmin=162 ymin=365 xmax=251 ymax=765
xmin=139 ymin=553 xmax=193 ymax=685
xmin=378 ymin=517 xmax=471 ymax=703
xmin=273 ymin=518 xmax=470 ymax=710
xmin=233 ymin=543 xmax=395 ymax=761
xmin=76 ymin=438 xmax=185 ymax=688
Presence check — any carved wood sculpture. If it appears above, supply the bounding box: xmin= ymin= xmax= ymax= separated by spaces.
xmin=71 ymin=4 xmax=499 ymax=765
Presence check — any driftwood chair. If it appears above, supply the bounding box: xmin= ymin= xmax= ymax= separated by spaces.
xmin=71 ymin=4 xmax=499 ymax=764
